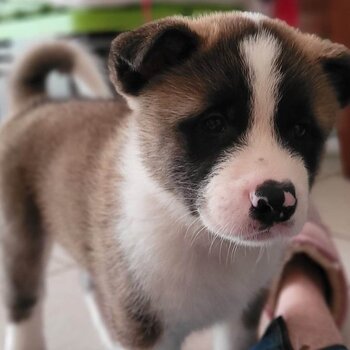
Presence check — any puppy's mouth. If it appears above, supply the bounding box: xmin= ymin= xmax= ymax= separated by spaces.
xmin=198 ymin=206 xmax=298 ymax=247
xmin=241 ymin=220 xmax=295 ymax=243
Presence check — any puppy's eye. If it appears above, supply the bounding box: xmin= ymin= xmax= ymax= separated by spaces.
xmin=201 ymin=113 xmax=226 ymax=134
xmin=292 ymin=123 xmax=307 ymax=139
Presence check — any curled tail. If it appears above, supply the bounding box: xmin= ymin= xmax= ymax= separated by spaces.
xmin=8 ymin=40 xmax=112 ymax=115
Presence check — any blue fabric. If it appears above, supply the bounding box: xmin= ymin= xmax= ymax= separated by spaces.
xmin=250 ymin=316 xmax=292 ymax=350
xmin=250 ymin=316 xmax=348 ymax=350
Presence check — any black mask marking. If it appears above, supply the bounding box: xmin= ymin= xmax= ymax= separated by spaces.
xmin=173 ymin=34 xmax=253 ymax=211
xmin=274 ymin=44 xmax=325 ymax=185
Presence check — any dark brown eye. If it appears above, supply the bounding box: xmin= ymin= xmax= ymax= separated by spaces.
xmin=201 ymin=113 xmax=226 ymax=134
xmin=292 ymin=123 xmax=307 ymax=138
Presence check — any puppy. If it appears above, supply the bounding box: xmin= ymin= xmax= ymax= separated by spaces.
xmin=1 ymin=12 xmax=350 ymax=350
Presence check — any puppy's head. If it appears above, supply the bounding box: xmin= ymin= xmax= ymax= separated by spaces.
xmin=109 ymin=12 xmax=350 ymax=246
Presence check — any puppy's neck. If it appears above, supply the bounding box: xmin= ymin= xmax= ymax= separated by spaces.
xmin=118 ymin=118 xmax=287 ymax=263
xmin=121 ymin=118 xmax=192 ymax=228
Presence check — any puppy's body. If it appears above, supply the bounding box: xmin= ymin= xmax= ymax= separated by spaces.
xmin=1 ymin=13 xmax=350 ymax=350
xmin=1 ymin=97 xmax=279 ymax=349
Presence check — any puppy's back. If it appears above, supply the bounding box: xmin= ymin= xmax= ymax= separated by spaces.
xmin=0 ymin=40 xmax=130 ymax=266
xmin=1 ymin=98 xmax=128 ymax=262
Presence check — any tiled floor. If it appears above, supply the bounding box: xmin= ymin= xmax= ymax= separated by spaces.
xmin=0 ymin=150 xmax=349 ymax=349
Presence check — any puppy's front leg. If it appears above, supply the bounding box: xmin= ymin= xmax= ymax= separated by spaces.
xmin=213 ymin=289 xmax=267 ymax=350
xmin=84 ymin=276 xmax=182 ymax=350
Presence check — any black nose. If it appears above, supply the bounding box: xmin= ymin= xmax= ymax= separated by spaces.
xmin=250 ymin=180 xmax=297 ymax=227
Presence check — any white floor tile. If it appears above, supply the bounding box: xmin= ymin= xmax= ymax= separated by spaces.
xmin=318 ymin=154 xmax=342 ymax=180
xmin=312 ymin=175 xmax=350 ymax=238
xmin=44 ymin=268 xmax=104 ymax=350
xmin=333 ymin=237 xmax=350 ymax=281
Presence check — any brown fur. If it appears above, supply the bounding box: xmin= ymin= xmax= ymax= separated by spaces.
xmin=1 ymin=12 xmax=350 ymax=349
xmin=0 ymin=98 xmax=162 ymax=348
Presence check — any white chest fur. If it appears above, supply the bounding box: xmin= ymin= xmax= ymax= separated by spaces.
xmin=117 ymin=129 xmax=287 ymax=340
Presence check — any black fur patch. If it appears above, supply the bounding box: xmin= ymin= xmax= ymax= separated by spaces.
xmin=110 ymin=22 xmax=200 ymax=95
xmin=174 ymin=31 xmax=254 ymax=210
xmin=322 ymin=53 xmax=350 ymax=108
xmin=274 ymin=42 xmax=325 ymax=184
xmin=9 ymin=296 xmax=38 ymax=322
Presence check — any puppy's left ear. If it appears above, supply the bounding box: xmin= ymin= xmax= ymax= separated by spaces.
xmin=109 ymin=19 xmax=200 ymax=96
xmin=320 ymin=43 xmax=350 ymax=108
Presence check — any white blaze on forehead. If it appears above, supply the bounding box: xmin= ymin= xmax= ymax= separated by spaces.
xmin=240 ymin=12 xmax=267 ymax=23
xmin=240 ymin=32 xmax=281 ymax=135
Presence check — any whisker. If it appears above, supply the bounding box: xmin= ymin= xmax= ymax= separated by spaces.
xmin=189 ymin=225 xmax=207 ymax=247
xmin=208 ymin=233 xmax=219 ymax=256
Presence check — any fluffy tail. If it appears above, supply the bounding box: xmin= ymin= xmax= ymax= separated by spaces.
xmin=8 ymin=40 xmax=112 ymax=115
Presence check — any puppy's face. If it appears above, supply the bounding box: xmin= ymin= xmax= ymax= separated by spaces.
xmin=110 ymin=13 xmax=350 ymax=246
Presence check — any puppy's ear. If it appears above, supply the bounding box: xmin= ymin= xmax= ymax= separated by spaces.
xmin=109 ymin=20 xmax=200 ymax=95
xmin=320 ymin=43 xmax=350 ymax=108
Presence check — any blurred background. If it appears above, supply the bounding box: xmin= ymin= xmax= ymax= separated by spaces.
xmin=0 ymin=0 xmax=350 ymax=348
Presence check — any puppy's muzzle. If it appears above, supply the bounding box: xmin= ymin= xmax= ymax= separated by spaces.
xmin=249 ymin=180 xmax=297 ymax=228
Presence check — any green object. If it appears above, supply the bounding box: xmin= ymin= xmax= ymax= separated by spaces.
xmin=0 ymin=4 xmax=241 ymax=40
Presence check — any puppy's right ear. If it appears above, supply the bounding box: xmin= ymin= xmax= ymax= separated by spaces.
xmin=314 ymin=39 xmax=350 ymax=108
xmin=109 ymin=20 xmax=200 ymax=96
